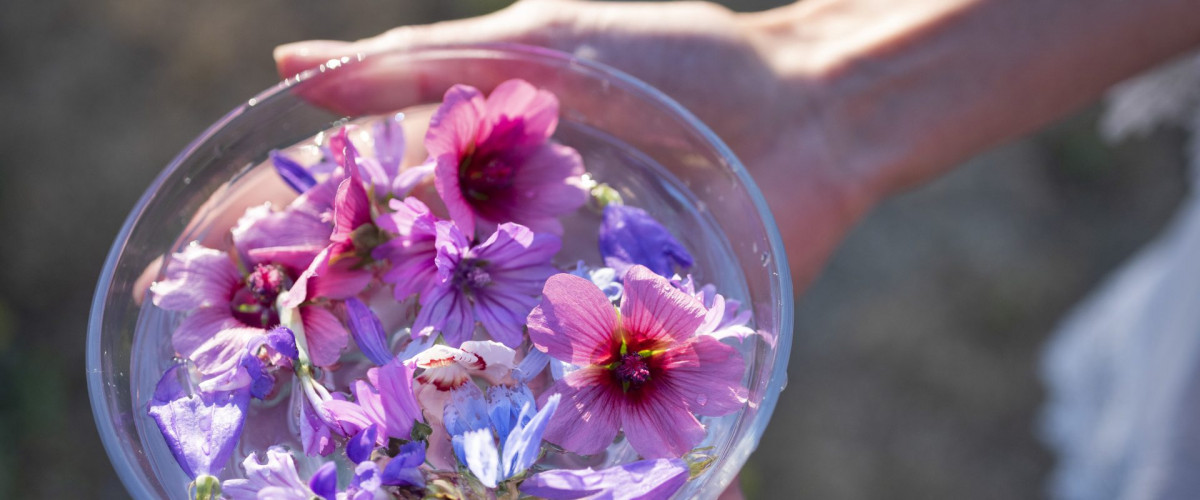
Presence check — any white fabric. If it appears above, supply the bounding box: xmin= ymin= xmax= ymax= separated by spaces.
xmin=1041 ymin=53 xmax=1200 ymax=500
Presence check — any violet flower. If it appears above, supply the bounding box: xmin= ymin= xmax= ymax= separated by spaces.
xmin=146 ymin=363 xmax=249 ymax=488
xmin=427 ymin=79 xmax=587 ymax=238
xmin=380 ymin=441 xmax=427 ymax=488
xmin=223 ymin=447 xmax=342 ymax=500
xmin=413 ymin=220 xmax=560 ymax=348
xmin=598 ymin=204 xmax=693 ymax=278
xmin=201 ymin=325 xmax=298 ymax=398
xmin=677 ymin=276 xmax=770 ymax=347
xmin=270 ymin=150 xmax=318 ymax=194
xmin=519 ymin=458 xmax=690 ymax=500
xmin=527 ymin=265 xmax=747 ymax=458
xmin=323 ymin=356 xmax=423 ymax=444
xmin=443 ymin=383 xmax=562 ymax=488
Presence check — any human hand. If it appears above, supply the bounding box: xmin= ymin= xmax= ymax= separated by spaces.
xmin=274 ymin=0 xmax=876 ymax=291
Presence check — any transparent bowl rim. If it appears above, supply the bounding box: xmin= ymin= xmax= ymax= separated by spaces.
xmin=87 ymin=42 xmax=794 ymax=498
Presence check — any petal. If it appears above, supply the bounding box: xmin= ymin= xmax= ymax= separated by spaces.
xmin=222 ymin=447 xmax=311 ymax=500
xmin=380 ymin=441 xmax=426 ymax=488
xmin=480 ymin=79 xmax=559 ymax=148
xmin=171 ymin=308 xmax=245 ymax=367
xmin=232 ymin=203 xmax=331 ymax=260
xmin=372 ymin=113 xmax=406 ymax=175
xmin=599 ymin=205 xmax=693 ymax=278
xmin=390 ymin=160 xmax=434 ymax=198
xmin=346 ymin=425 xmax=378 ymax=464
xmin=300 ymin=306 xmax=348 ymax=367
xmin=502 ymin=393 xmax=560 ymax=480
xmin=246 ymin=245 xmax=325 ymax=275
xmin=462 ymin=428 xmax=501 ymax=488
xmin=527 ymin=274 xmax=619 ymax=366
xmin=308 ymin=462 xmax=338 ymax=500
xmin=474 ymin=290 xmax=534 ymax=349
xmin=270 ymin=150 xmax=318 ymax=194
xmin=656 ymin=337 xmax=746 ymax=417
xmin=426 ymin=84 xmax=485 ymax=156
xmin=486 ymin=384 xmax=535 ymax=447
xmin=433 ymin=155 xmax=477 ymax=239
xmin=540 ymin=367 xmax=623 ymax=456
xmin=620 ymin=392 xmax=706 ymax=459
xmin=619 ymin=266 xmax=706 ymax=348
xmin=499 ymin=143 xmax=587 ymax=233
xmin=414 ymin=285 xmax=474 ymax=347
xmin=331 ymin=178 xmax=372 ymax=242
xmin=519 ymin=458 xmax=689 ymax=500
xmin=371 ymin=357 xmax=422 ymax=440
xmin=150 ymin=244 xmax=240 ymax=311
xmin=147 ymin=365 xmax=250 ymax=478
xmin=345 ymin=297 xmax=394 ymax=366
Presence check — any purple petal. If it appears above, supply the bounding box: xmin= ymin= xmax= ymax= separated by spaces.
xmin=346 ymin=297 xmax=394 ymax=365
xmin=619 ymin=390 xmax=706 ymax=459
xmin=270 ymin=150 xmax=318 ymax=194
xmin=308 ymin=461 xmax=338 ymax=500
xmin=331 ymin=177 xmax=372 ymax=243
xmin=473 ymin=290 xmax=536 ymax=348
xmin=232 ymin=203 xmax=331 ymax=262
xmin=391 ymin=160 xmax=434 ymax=197
xmin=527 ymin=274 xmax=619 ymax=366
xmin=599 ymin=205 xmax=693 ymax=278
xmin=513 ymin=348 xmax=550 ymax=383
xmin=370 ymin=357 xmax=423 ymax=440
xmin=266 ymin=326 xmax=300 ymax=361
xmin=499 ymin=143 xmax=587 ymax=234
xmin=619 ymin=266 xmax=706 ymax=347
xmin=347 ymin=424 xmax=379 ymax=464
xmin=171 ymin=308 xmax=247 ymax=371
xmin=146 ymin=363 xmax=249 ymax=478
xmin=300 ymin=306 xmax=349 ymax=368
xmin=298 ymin=383 xmax=337 ymax=456
xmin=349 ymin=460 xmax=383 ymax=496
xmin=657 ymin=336 xmax=746 ymax=417
xmin=519 ymin=458 xmax=689 ymax=500
xmin=478 ymin=79 xmax=559 ymax=149
xmin=414 ymin=284 xmax=474 ymax=347
xmin=380 ymin=441 xmax=426 ymax=488
xmin=150 ymin=243 xmax=241 ymax=311
xmin=222 ymin=447 xmax=311 ymax=500
xmin=373 ymin=113 xmax=406 ymax=176
xmin=425 ymin=84 xmax=485 ymax=159
xmin=434 ymin=155 xmax=477 ymax=239
xmin=540 ymin=367 xmax=622 ymax=456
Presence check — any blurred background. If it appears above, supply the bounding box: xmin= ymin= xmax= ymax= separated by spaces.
xmin=0 ymin=0 xmax=1189 ymax=498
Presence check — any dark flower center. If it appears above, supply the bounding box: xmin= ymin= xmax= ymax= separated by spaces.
xmin=452 ymin=259 xmax=492 ymax=290
xmin=231 ymin=264 xmax=291 ymax=328
xmin=461 ymin=154 xmax=517 ymax=202
xmin=614 ymin=353 xmax=652 ymax=390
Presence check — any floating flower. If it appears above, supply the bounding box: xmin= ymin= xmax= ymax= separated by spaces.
xmin=413 ymin=221 xmax=560 ymax=348
xmin=412 ymin=340 xmax=516 ymax=391
xmin=519 ymin=458 xmax=689 ymax=500
xmin=428 ymin=79 xmax=587 ymax=237
xmin=380 ymin=441 xmax=427 ymax=489
xmin=675 ymin=276 xmax=770 ymax=347
xmin=569 ymin=261 xmax=623 ymax=303
xmin=443 ymin=383 xmax=562 ymax=488
xmin=527 ymin=265 xmax=746 ymax=458
xmin=323 ymin=356 xmax=423 ymax=444
xmin=344 ymin=297 xmax=394 ymax=365
xmin=146 ymin=363 xmax=249 ymax=498
xmin=152 ymin=239 xmax=349 ymax=371
xmin=598 ymin=204 xmax=693 ymax=278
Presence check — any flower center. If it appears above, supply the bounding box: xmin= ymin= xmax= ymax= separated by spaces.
xmin=452 ymin=259 xmax=492 ymax=290
xmin=614 ymin=353 xmax=652 ymax=390
xmin=231 ymin=264 xmax=291 ymax=328
xmin=462 ymin=155 xmax=516 ymax=201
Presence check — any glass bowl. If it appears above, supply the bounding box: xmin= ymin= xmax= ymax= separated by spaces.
xmin=87 ymin=43 xmax=793 ymax=499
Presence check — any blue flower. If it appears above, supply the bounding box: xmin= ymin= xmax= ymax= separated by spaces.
xmin=344 ymin=297 xmax=394 ymax=366
xmin=443 ymin=383 xmax=562 ymax=487
xmin=598 ymin=205 xmax=693 ymax=278
xmin=146 ymin=363 xmax=249 ymax=483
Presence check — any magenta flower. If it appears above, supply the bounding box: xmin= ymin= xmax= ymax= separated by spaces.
xmin=527 ymin=265 xmax=747 ymax=458
xmin=413 ymin=220 xmax=560 ymax=348
xmin=427 ymin=79 xmax=587 ymax=237
xmin=150 ymin=243 xmax=348 ymax=371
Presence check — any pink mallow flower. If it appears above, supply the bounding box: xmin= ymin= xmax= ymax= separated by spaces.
xmin=412 ymin=220 xmax=560 ymax=348
xmin=527 ymin=265 xmax=747 ymax=459
xmin=427 ymin=79 xmax=587 ymax=238
xmin=150 ymin=243 xmax=348 ymax=373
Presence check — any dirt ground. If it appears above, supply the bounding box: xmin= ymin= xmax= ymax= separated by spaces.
xmin=0 ymin=1 xmax=1188 ymax=498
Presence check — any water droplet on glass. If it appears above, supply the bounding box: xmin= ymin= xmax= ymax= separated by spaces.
xmin=696 ymin=393 xmax=708 ymax=406
xmin=780 ymin=374 xmax=789 ymax=391
xmin=761 ymin=252 xmax=771 ymax=267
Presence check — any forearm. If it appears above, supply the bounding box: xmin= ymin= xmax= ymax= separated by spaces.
xmin=748 ymin=0 xmax=1200 ymax=200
